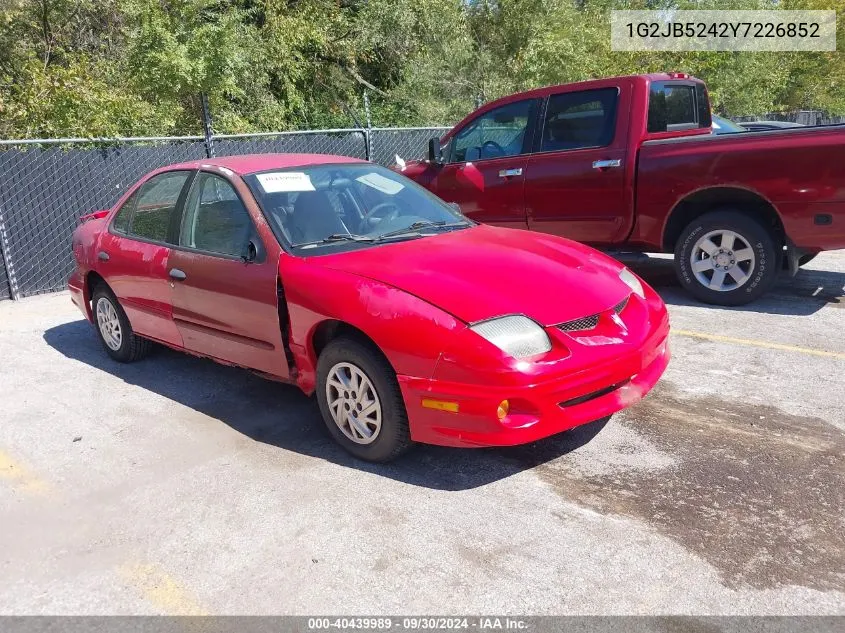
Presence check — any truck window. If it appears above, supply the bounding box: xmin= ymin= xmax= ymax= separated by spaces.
xmin=540 ymin=88 xmax=618 ymax=152
xmin=450 ymin=99 xmax=533 ymax=163
xmin=648 ymin=82 xmax=711 ymax=133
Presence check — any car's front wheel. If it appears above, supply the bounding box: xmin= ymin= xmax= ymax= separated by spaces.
xmin=674 ymin=210 xmax=780 ymax=306
xmin=316 ymin=337 xmax=413 ymax=462
xmin=91 ymin=285 xmax=152 ymax=362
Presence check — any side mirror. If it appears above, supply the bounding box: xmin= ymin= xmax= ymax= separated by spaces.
xmin=428 ymin=137 xmax=443 ymax=164
xmin=242 ymin=239 xmax=263 ymax=264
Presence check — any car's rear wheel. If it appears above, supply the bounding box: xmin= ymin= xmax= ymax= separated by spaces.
xmin=91 ymin=285 xmax=152 ymax=362
xmin=674 ymin=210 xmax=780 ymax=306
xmin=316 ymin=337 xmax=413 ymax=462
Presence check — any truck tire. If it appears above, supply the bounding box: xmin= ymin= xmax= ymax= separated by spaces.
xmin=674 ymin=210 xmax=780 ymax=306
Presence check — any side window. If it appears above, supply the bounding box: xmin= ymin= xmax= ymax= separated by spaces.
xmin=129 ymin=171 xmax=190 ymax=242
xmin=541 ymin=88 xmax=618 ymax=152
xmin=451 ymin=99 xmax=532 ymax=163
xmin=111 ymin=191 xmax=137 ymax=234
xmin=648 ymin=83 xmax=707 ymax=132
xmin=180 ymin=173 xmax=256 ymax=257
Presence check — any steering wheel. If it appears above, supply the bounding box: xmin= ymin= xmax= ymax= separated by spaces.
xmin=362 ymin=201 xmax=401 ymax=227
xmin=481 ymin=140 xmax=505 ymax=158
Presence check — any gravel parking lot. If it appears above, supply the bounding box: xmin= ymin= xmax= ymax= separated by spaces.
xmin=0 ymin=252 xmax=843 ymax=615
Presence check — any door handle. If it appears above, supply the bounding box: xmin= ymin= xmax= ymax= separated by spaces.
xmin=169 ymin=268 xmax=187 ymax=281
xmin=498 ymin=168 xmax=523 ymax=178
xmin=97 ymin=251 xmax=110 ymax=262
xmin=592 ymin=159 xmax=622 ymax=170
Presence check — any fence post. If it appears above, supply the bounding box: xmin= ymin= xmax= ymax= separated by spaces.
xmin=363 ymin=90 xmax=373 ymax=161
xmin=0 ymin=206 xmax=19 ymax=300
xmin=201 ymin=93 xmax=215 ymax=158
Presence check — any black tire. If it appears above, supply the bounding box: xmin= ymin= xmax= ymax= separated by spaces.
xmin=316 ymin=337 xmax=413 ymax=462
xmin=674 ymin=210 xmax=780 ymax=306
xmin=91 ymin=285 xmax=152 ymax=362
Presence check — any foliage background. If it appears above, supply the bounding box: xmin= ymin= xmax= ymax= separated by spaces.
xmin=1 ymin=0 xmax=843 ymax=138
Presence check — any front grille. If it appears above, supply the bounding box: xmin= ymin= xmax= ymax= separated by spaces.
xmin=557 ymin=314 xmax=599 ymax=332
xmin=556 ymin=294 xmax=630 ymax=333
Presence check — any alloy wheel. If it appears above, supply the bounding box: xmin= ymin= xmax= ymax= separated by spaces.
xmin=325 ymin=362 xmax=383 ymax=444
xmin=690 ymin=229 xmax=756 ymax=292
xmin=95 ymin=297 xmax=123 ymax=351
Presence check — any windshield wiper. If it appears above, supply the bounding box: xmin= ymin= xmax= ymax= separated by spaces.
xmin=375 ymin=221 xmax=469 ymax=241
xmin=294 ymin=233 xmax=377 ymax=247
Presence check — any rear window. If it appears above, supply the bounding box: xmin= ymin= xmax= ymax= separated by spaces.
xmin=648 ymin=81 xmax=711 ymax=133
xmin=540 ymin=88 xmax=618 ymax=152
xmin=129 ymin=171 xmax=191 ymax=243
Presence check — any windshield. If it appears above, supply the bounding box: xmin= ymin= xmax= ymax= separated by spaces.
xmin=711 ymin=114 xmax=745 ymax=134
xmin=244 ymin=163 xmax=472 ymax=254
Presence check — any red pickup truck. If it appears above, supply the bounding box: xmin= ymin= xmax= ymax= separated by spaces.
xmin=397 ymin=73 xmax=845 ymax=305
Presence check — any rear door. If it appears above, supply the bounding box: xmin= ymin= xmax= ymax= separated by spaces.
xmin=167 ymin=170 xmax=288 ymax=379
xmin=96 ymin=170 xmax=192 ymax=347
xmin=524 ymin=85 xmax=630 ymax=245
xmin=429 ymin=98 xmax=539 ymax=228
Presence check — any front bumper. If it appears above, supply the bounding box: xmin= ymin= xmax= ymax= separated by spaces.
xmin=398 ymin=322 xmax=669 ymax=448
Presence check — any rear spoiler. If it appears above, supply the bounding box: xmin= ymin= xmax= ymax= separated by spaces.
xmin=79 ymin=209 xmax=109 ymax=223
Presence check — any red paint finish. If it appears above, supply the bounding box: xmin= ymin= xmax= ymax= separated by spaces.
xmin=69 ymin=153 xmax=671 ymax=450
xmin=428 ymin=157 xmax=529 ymax=228
xmin=95 ymin=231 xmax=183 ymax=347
xmin=397 ymin=73 xmax=845 ymax=255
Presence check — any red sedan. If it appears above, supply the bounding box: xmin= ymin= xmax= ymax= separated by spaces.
xmin=69 ymin=154 xmax=670 ymax=461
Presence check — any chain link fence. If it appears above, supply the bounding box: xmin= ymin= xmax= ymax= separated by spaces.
xmin=1 ymin=110 xmax=841 ymax=302
xmin=0 ymin=127 xmax=441 ymax=300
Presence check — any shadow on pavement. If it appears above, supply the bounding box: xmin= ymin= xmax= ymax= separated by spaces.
xmin=616 ymin=253 xmax=845 ymax=316
xmin=44 ymin=319 xmax=609 ymax=491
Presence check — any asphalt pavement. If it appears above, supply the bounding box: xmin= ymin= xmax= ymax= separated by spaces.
xmin=0 ymin=251 xmax=843 ymax=614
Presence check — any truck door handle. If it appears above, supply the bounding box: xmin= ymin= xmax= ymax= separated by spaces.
xmin=169 ymin=268 xmax=187 ymax=281
xmin=97 ymin=251 xmax=110 ymax=262
xmin=592 ymin=159 xmax=622 ymax=170
xmin=498 ymin=168 xmax=523 ymax=178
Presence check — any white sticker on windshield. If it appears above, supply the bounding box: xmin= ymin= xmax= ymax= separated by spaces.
xmin=257 ymin=172 xmax=316 ymax=193
xmin=356 ymin=172 xmax=404 ymax=195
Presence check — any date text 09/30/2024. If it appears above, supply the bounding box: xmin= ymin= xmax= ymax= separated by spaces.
xmin=307 ymin=618 xmax=529 ymax=630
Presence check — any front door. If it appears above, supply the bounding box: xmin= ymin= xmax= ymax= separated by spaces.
xmin=429 ymin=98 xmax=538 ymax=229
xmin=525 ymin=85 xmax=631 ymax=245
xmin=167 ymin=171 xmax=288 ymax=379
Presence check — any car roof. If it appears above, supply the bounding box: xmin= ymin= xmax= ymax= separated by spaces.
xmin=160 ymin=153 xmax=366 ymax=176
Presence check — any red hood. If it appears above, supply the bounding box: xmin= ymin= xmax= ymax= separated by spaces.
xmin=310 ymin=225 xmax=632 ymax=325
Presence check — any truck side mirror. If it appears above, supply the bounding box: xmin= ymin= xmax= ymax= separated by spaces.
xmin=428 ymin=137 xmax=443 ymax=164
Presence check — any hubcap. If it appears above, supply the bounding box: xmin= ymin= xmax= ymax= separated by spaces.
xmin=690 ymin=229 xmax=756 ymax=292
xmin=325 ymin=362 xmax=382 ymax=445
xmin=95 ymin=297 xmax=123 ymax=351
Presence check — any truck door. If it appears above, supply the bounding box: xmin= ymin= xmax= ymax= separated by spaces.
xmin=524 ymin=85 xmax=630 ymax=245
xmin=430 ymin=98 xmax=539 ymax=229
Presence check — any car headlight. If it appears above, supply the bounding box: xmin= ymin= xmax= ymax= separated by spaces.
xmin=469 ymin=315 xmax=552 ymax=359
xmin=619 ymin=268 xmax=645 ymax=298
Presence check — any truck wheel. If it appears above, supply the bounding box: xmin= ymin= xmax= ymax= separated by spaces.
xmin=674 ymin=210 xmax=780 ymax=306
xmin=316 ymin=337 xmax=413 ymax=462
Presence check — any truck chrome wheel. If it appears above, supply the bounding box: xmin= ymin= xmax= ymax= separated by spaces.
xmin=690 ymin=229 xmax=756 ymax=292
xmin=96 ymin=297 xmax=123 ymax=351
xmin=325 ymin=362 xmax=383 ymax=445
